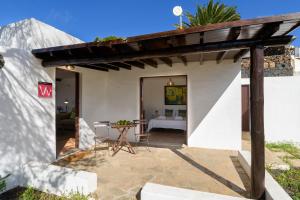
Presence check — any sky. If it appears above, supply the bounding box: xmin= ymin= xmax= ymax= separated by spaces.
xmin=0 ymin=0 xmax=300 ymax=46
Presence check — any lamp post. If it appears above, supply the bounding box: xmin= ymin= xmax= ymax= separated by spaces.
xmin=173 ymin=6 xmax=183 ymax=29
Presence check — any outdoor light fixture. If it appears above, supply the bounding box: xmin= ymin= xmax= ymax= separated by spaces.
xmin=0 ymin=54 xmax=5 ymax=69
xmin=64 ymin=99 xmax=69 ymax=112
xmin=173 ymin=6 xmax=183 ymax=29
xmin=65 ymin=65 xmax=75 ymax=70
xmin=167 ymin=78 xmax=174 ymax=86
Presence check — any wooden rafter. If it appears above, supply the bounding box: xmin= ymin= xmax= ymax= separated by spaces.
xmin=159 ymin=57 xmax=172 ymax=67
xmin=283 ymin=21 xmax=300 ymax=35
xmin=95 ymin=63 xmax=119 ymax=71
xmin=234 ymin=22 xmax=281 ymax=62
xmin=234 ymin=49 xmax=249 ymax=62
xmin=217 ymin=27 xmax=241 ymax=64
xmin=140 ymin=59 xmax=158 ymax=68
xmin=76 ymin=64 xmax=108 ymax=72
xmin=177 ymin=56 xmax=187 ymax=66
xmin=124 ymin=61 xmax=145 ymax=69
xmin=109 ymin=62 xmax=131 ymax=70
xmin=42 ymin=36 xmax=294 ymax=67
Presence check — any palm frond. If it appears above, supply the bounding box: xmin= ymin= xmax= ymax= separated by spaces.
xmin=183 ymin=0 xmax=240 ymax=27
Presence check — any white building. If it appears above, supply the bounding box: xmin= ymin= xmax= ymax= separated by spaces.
xmin=0 ymin=14 xmax=300 ymax=192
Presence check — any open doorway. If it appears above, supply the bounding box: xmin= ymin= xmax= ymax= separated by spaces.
xmin=55 ymin=68 xmax=79 ymax=157
xmin=140 ymin=75 xmax=187 ymax=147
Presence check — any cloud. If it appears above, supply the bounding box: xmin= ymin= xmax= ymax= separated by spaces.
xmin=48 ymin=9 xmax=72 ymax=23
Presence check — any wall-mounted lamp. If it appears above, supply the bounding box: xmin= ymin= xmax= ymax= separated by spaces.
xmin=0 ymin=54 xmax=5 ymax=69
xmin=64 ymin=99 xmax=69 ymax=112
xmin=65 ymin=65 xmax=75 ymax=70
xmin=166 ymin=78 xmax=174 ymax=86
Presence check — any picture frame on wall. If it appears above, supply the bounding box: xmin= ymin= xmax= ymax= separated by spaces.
xmin=165 ymin=85 xmax=187 ymax=105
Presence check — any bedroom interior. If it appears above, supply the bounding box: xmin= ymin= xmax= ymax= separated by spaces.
xmin=141 ymin=75 xmax=187 ymax=147
xmin=55 ymin=68 xmax=78 ymax=157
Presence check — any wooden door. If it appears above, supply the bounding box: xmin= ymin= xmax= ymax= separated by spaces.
xmin=242 ymin=85 xmax=250 ymax=132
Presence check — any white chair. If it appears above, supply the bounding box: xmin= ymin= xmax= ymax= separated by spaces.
xmin=93 ymin=121 xmax=110 ymax=153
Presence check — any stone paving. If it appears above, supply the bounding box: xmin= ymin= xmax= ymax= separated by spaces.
xmin=55 ymin=146 xmax=250 ymax=200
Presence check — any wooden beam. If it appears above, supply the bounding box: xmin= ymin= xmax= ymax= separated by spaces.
xmin=159 ymin=57 xmax=172 ymax=67
xmin=217 ymin=27 xmax=241 ymax=64
xmin=140 ymin=59 xmax=158 ymax=68
xmin=31 ymin=12 xmax=300 ymax=55
xmin=41 ymin=36 xmax=294 ymax=67
xmin=234 ymin=49 xmax=249 ymax=62
xmin=216 ymin=51 xmax=227 ymax=64
xmin=283 ymin=21 xmax=300 ymax=35
xmin=124 ymin=61 xmax=145 ymax=69
xmin=93 ymin=63 xmax=119 ymax=71
xmin=76 ymin=64 xmax=108 ymax=72
xmin=87 ymin=46 xmax=93 ymax=53
xmin=250 ymin=45 xmax=265 ymax=199
xmin=108 ymin=62 xmax=131 ymax=70
xmin=234 ymin=22 xmax=281 ymax=62
xmin=256 ymin=22 xmax=281 ymax=39
xmin=177 ymin=56 xmax=187 ymax=66
xmin=126 ymin=13 xmax=300 ymax=42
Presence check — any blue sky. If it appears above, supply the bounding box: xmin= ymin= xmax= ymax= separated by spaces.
xmin=1 ymin=0 xmax=300 ymax=45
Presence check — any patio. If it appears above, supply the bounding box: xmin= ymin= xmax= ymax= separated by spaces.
xmin=54 ymin=145 xmax=250 ymax=200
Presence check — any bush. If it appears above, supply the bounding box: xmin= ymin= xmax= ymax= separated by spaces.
xmin=94 ymin=36 xmax=125 ymax=42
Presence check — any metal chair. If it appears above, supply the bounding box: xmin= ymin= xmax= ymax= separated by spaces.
xmin=133 ymin=119 xmax=150 ymax=151
xmin=93 ymin=121 xmax=110 ymax=154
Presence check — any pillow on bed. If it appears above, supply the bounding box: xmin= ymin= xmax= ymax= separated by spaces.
xmin=178 ymin=110 xmax=187 ymax=118
xmin=175 ymin=116 xmax=183 ymax=120
xmin=157 ymin=116 xmax=166 ymax=120
xmin=165 ymin=109 xmax=173 ymax=117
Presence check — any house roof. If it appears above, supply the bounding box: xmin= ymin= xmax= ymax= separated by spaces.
xmin=0 ymin=18 xmax=83 ymax=50
xmin=32 ymin=13 xmax=300 ymax=72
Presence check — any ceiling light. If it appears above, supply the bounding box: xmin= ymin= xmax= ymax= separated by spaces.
xmin=65 ymin=65 xmax=75 ymax=70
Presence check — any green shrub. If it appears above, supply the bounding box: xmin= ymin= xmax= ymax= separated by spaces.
xmin=269 ymin=168 xmax=300 ymax=200
xmin=94 ymin=36 xmax=126 ymax=42
xmin=20 ymin=187 xmax=90 ymax=200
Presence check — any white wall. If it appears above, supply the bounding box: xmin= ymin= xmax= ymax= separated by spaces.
xmin=0 ymin=47 xmax=56 ymax=190
xmin=143 ymin=76 xmax=187 ymax=121
xmin=79 ymin=61 xmax=241 ymax=150
xmin=0 ymin=18 xmax=83 ymax=191
xmin=294 ymin=57 xmax=300 ymax=75
xmin=242 ymin=76 xmax=300 ymax=143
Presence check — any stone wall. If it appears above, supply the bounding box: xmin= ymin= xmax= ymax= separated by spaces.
xmin=241 ymin=46 xmax=295 ymax=78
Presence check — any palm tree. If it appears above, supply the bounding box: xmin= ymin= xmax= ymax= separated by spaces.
xmin=180 ymin=0 xmax=240 ymax=28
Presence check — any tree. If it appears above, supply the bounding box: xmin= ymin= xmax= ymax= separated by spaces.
xmin=180 ymin=0 xmax=240 ymax=28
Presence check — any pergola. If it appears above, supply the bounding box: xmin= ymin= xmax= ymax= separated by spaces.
xmin=32 ymin=13 xmax=300 ymax=199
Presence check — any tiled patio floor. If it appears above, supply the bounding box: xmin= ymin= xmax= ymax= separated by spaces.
xmin=55 ymin=146 xmax=250 ymax=200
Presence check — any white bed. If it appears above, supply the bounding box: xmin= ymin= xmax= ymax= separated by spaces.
xmin=147 ymin=117 xmax=186 ymax=132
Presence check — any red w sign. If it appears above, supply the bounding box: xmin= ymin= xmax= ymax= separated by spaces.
xmin=38 ymin=82 xmax=52 ymax=98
